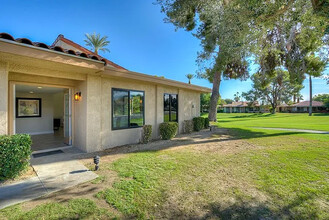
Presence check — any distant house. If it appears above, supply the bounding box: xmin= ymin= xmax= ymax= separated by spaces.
xmin=220 ymin=101 xmax=269 ymax=113
xmin=276 ymin=101 xmax=328 ymax=113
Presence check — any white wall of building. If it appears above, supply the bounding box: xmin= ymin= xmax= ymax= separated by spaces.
xmin=15 ymin=91 xmax=64 ymax=135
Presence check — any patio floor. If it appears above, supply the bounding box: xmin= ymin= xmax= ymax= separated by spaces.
xmin=31 ymin=129 xmax=67 ymax=152
xmin=0 ymin=147 xmax=97 ymax=209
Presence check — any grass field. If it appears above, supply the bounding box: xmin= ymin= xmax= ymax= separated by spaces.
xmin=1 ymin=113 xmax=328 ymax=219
xmin=215 ymin=113 xmax=329 ymax=131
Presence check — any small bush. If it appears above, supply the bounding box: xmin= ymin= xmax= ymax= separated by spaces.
xmin=193 ymin=117 xmax=205 ymax=131
xmin=204 ymin=118 xmax=210 ymax=129
xmin=0 ymin=134 xmax=32 ymax=180
xmin=183 ymin=120 xmax=194 ymax=134
xmin=159 ymin=122 xmax=178 ymax=140
xmin=142 ymin=125 xmax=152 ymax=144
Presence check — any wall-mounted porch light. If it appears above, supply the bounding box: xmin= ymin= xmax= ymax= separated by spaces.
xmin=74 ymin=92 xmax=81 ymax=101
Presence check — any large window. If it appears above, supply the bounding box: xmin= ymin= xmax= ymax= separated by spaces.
xmin=164 ymin=94 xmax=178 ymax=122
xmin=112 ymin=88 xmax=144 ymax=130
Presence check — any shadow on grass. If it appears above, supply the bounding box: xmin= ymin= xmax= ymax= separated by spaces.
xmin=161 ymin=192 xmax=319 ymax=219
xmin=226 ymin=127 xmax=303 ymax=140
xmin=313 ymin=113 xmax=329 ymax=116
xmin=227 ymin=113 xmax=273 ymax=119
xmin=216 ymin=115 xmax=295 ymax=124
xmin=201 ymin=194 xmax=318 ymax=220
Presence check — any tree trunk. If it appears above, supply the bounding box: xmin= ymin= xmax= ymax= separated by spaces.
xmin=309 ymin=75 xmax=312 ymax=116
xmin=271 ymin=103 xmax=276 ymax=114
xmin=208 ymin=71 xmax=221 ymax=122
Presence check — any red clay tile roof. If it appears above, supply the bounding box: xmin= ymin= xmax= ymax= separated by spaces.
xmin=292 ymin=101 xmax=324 ymax=107
xmin=0 ymin=32 xmax=104 ymax=63
xmin=52 ymin=34 xmax=127 ymax=70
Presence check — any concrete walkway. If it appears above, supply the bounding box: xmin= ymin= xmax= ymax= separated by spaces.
xmin=253 ymin=127 xmax=329 ymax=134
xmin=0 ymin=147 xmax=97 ymax=209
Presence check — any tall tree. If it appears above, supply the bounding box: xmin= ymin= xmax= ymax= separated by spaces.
xmin=252 ymin=1 xmax=328 ymax=116
xmin=314 ymin=93 xmax=329 ymax=102
xmin=243 ymin=69 xmax=297 ymax=114
xmin=185 ymin=74 xmax=194 ymax=84
xmin=314 ymin=93 xmax=329 ymax=107
xmin=233 ymin=92 xmax=241 ymax=102
xmin=157 ymin=0 xmax=328 ymax=120
xmin=157 ymin=0 xmax=250 ymax=121
xmin=84 ymin=33 xmax=110 ymax=55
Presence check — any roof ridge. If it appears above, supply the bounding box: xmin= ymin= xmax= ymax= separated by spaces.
xmin=52 ymin=34 xmax=127 ymax=70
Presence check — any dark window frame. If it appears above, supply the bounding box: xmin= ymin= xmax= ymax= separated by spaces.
xmin=164 ymin=93 xmax=178 ymax=122
xmin=111 ymin=88 xmax=145 ymax=130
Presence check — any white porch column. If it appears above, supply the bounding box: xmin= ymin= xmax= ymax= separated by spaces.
xmin=0 ymin=62 xmax=8 ymax=135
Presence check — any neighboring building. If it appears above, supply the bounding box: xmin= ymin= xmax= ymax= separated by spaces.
xmin=0 ymin=33 xmax=211 ymax=153
xmin=220 ymin=101 xmax=268 ymax=113
xmin=276 ymin=103 xmax=289 ymax=112
xmin=277 ymin=101 xmax=328 ymax=113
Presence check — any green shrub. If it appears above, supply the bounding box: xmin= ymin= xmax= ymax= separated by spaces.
xmin=193 ymin=117 xmax=205 ymax=131
xmin=204 ymin=118 xmax=210 ymax=129
xmin=159 ymin=122 xmax=178 ymax=140
xmin=183 ymin=120 xmax=194 ymax=134
xmin=0 ymin=134 xmax=32 ymax=180
xmin=142 ymin=125 xmax=152 ymax=143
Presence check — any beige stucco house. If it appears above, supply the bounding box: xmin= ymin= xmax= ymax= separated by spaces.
xmin=0 ymin=33 xmax=211 ymax=153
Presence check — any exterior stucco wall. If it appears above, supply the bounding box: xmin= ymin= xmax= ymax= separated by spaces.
xmin=178 ymin=89 xmax=200 ymax=133
xmin=74 ymin=80 xmax=87 ymax=152
xmin=100 ymin=78 xmax=157 ymax=149
xmin=0 ymin=62 xmax=8 ymax=135
xmin=9 ymin=72 xmax=79 ymax=88
xmin=82 ymin=77 xmax=200 ymax=152
xmin=85 ymin=75 xmax=102 ymax=152
xmin=54 ymin=41 xmax=84 ymax=53
xmin=3 ymin=71 xmax=203 ymax=152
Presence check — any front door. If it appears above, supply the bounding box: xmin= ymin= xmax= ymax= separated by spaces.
xmin=64 ymin=89 xmax=72 ymax=145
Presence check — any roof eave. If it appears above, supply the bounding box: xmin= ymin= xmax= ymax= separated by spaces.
xmin=104 ymin=66 xmax=211 ymax=93
xmin=0 ymin=38 xmax=105 ymax=70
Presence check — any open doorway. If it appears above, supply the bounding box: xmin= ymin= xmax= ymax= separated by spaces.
xmin=14 ymin=84 xmax=72 ymax=152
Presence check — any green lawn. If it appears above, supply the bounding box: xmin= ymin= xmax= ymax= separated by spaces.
xmin=0 ymin=199 xmax=116 ymax=220
xmin=1 ymin=113 xmax=328 ymax=219
xmin=215 ymin=113 xmax=329 ymax=131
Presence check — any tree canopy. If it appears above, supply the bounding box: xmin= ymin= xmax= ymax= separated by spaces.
xmin=157 ymin=0 xmax=329 ymax=120
xmin=84 ymin=33 xmax=110 ymax=55
xmin=314 ymin=93 xmax=329 ymax=107
xmin=242 ymin=69 xmax=302 ymax=113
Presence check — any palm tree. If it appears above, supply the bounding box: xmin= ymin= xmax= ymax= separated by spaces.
xmin=309 ymin=74 xmax=313 ymax=116
xmin=84 ymin=33 xmax=110 ymax=55
xmin=186 ymin=74 xmax=194 ymax=84
xmin=234 ymin=92 xmax=241 ymax=102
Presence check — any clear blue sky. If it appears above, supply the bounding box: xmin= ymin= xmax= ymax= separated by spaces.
xmin=1 ymin=0 xmax=328 ymax=100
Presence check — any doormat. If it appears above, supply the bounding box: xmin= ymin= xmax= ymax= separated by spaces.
xmin=33 ymin=150 xmax=64 ymax=158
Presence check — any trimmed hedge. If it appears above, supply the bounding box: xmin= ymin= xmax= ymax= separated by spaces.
xmin=193 ymin=117 xmax=205 ymax=131
xmin=142 ymin=125 xmax=152 ymax=144
xmin=183 ymin=120 xmax=194 ymax=134
xmin=159 ymin=122 xmax=178 ymax=140
xmin=204 ymin=118 xmax=210 ymax=129
xmin=0 ymin=134 xmax=32 ymax=180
